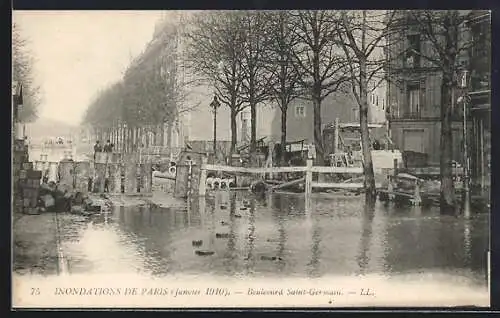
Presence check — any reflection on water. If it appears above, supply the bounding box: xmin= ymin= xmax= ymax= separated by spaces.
xmin=57 ymin=191 xmax=489 ymax=286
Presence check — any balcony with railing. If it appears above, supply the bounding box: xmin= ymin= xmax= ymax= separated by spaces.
xmin=388 ymin=109 xmax=466 ymax=121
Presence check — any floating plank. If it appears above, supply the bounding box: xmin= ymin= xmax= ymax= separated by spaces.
xmin=272 ymin=177 xmax=304 ymax=190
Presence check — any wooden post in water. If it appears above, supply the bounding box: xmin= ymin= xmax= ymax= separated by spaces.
xmin=58 ymin=161 xmax=75 ymax=189
xmin=140 ymin=162 xmax=152 ymax=193
xmin=108 ymin=163 xmax=120 ymax=193
xmin=94 ymin=152 xmax=107 ymax=193
xmin=124 ymin=156 xmax=137 ymax=194
xmin=413 ymin=180 xmax=422 ymax=206
xmin=305 ymin=159 xmax=313 ymax=196
xmin=74 ymin=161 xmax=90 ymax=194
xmin=199 ymin=156 xmax=208 ymax=196
xmin=333 ymin=117 xmax=340 ymax=154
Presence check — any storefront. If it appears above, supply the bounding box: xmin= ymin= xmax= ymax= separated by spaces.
xmin=470 ymin=91 xmax=491 ymax=188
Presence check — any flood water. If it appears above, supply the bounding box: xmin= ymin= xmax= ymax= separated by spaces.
xmin=53 ymin=191 xmax=489 ymax=288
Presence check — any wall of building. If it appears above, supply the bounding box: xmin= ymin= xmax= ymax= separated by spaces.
xmin=390 ymin=120 xmax=471 ymax=165
xmin=269 ymin=86 xmax=389 ymax=144
xmin=185 ymin=83 xmax=275 ymax=143
xmin=367 ymin=79 xmax=388 ymax=123
xmin=270 ymin=91 xmax=359 ymax=144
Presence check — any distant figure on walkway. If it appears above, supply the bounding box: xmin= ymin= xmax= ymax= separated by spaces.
xmin=94 ymin=141 xmax=102 ymax=160
xmin=103 ymin=140 xmax=113 ymax=153
xmin=104 ymin=177 xmax=110 ymax=193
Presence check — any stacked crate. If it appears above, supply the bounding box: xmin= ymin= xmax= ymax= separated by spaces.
xmin=13 ymin=139 xmax=29 ymax=212
xmin=20 ymin=169 xmax=42 ymax=214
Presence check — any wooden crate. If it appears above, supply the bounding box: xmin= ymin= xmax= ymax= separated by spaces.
xmin=23 ymin=207 xmax=40 ymax=215
xmin=22 ymin=162 xmax=34 ymax=170
xmin=27 ymin=179 xmax=41 ymax=188
xmin=27 ymin=170 xmax=42 ymax=179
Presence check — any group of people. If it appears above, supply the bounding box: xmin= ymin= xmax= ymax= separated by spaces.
xmin=93 ymin=140 xmax=114 ymax=160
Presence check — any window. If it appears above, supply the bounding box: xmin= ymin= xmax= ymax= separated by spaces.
xmin=406 ymin=84 xmax=421 ymax=117
xmin=295 ymin=105 xmax=306 ymax=118
xmin=471 ymin=22 xmax=488 ymax=58
xmin=406 ymin=34 xmax=421 ymax=68
xmin=376 ymin=96 xmax=379 ymax=106
xmin=353 ymin=108 xmax=359 ymax=121
xmin=382 ymin=98 xmax=385 ymax=110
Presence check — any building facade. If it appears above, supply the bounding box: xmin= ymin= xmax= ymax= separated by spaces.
xmin=270 ymin=82 xmax=387 ymax=146
xmin=467 ymin=10 xmax=491 ymax=187
xmin=385 ymin=11 xmax=489 ymax=169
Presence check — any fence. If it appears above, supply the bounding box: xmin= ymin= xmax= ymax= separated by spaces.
xmin=197 ymin=158 xmax=381 ymax=197
xmin=32 ymin=152 xmax=152 ymax=195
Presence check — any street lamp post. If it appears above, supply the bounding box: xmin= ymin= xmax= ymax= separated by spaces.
xmin=209 ymin=95 xmax=221 ymax=161
xmin=458 ymin=70 xmax=471 ymax=218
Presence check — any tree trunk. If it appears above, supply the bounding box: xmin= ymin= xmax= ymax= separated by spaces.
xmin=280 ymin=103 xmax=288 ymax=166
xmin=440 ymin=70 xmax=457 ymax=214
xmin=250 ymin=96 xmax=257 ymax=166
xmin=166 ymin=121 xmax=172 ymax=158
xmin=312 ymin=88 xmax=324 ymax=166
xmin=230 ymin=108 xmax=238 ymax=156
xmin=128 ymin=127 xmax=133 ymax=153
xmin=160 ymin=122 xmax=165 ymax=147
xmin=359 ymin=60 xmax=377 ymax=200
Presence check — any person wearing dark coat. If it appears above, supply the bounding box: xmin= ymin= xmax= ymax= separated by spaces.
xmin=94 ymin=141 xmax=102 ymax=160
xmin=103 ymin=140 xmax=113 ymax=153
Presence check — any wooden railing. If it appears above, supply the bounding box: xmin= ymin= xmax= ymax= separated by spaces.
xmin=198 ymin=158 xmax=370 ymax=196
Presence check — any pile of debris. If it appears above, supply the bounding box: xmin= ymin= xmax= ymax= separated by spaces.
xmin=37 ymin=182 xmax=111 ymax=215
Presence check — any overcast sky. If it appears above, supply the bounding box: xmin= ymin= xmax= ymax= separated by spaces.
xmin=13 ymin=11 xmax=163 ymax=126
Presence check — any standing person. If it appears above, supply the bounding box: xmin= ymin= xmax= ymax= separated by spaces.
xmin=93 ymin=140 xmax=102 ymax=160
xmin=103 ymin=140 xmax=112 ymax=152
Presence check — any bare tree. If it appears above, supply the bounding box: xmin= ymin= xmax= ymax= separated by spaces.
xmin=289 ymin=10 xmax=349 ymax=165
xmin=12 ymin=23 xmax=41 ymax=123
xmin=185 ymin=11 xmax=247 ymax=155
xmin=238 ymin=11 xmax=274 ymax=164
xmin=264 ymin=11 xmax=302 ymax=165
xmin=336 ymin=10 xmax=396 ymax=201
xmin=84 ymin=16 xmax=198 ymax=154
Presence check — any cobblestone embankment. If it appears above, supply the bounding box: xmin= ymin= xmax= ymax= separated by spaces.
xmin=13 ymin=212 xmax=59 ymax=275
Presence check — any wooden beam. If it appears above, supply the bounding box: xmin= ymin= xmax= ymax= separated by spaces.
xmin=305 ymin=159 xmax=313 ymax=195
xmin=272 ymin=177 xmax=304 ymax=190
xmin=312 ymin=182 xmax=382 ymax=189
xmin=311 ymin=166 xmax=364 ymax=174
xmin=202 ymin=164 xmax=364 ymax=174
